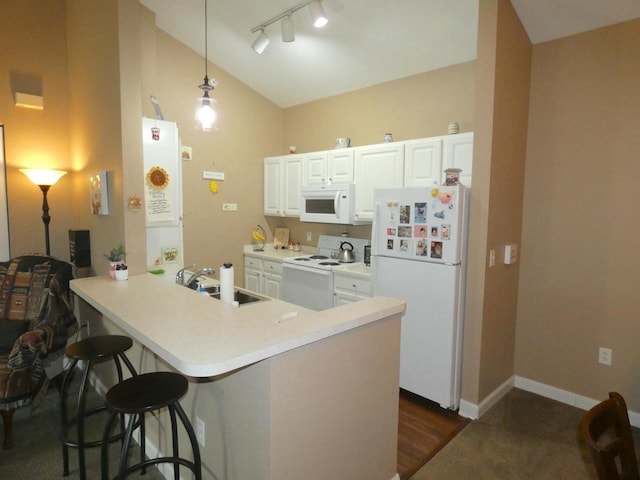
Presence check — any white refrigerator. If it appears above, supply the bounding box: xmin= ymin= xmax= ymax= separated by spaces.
xmin=371 ymin=185 xmax=468 ymax=409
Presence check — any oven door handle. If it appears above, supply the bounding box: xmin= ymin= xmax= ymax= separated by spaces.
xmin=283 ymin=263 xmax=333 ymax=276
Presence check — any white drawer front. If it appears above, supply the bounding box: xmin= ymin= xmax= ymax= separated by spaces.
xmin=333 ymin=274 xmax=371 ymax=295
xmin=263 ymin=260 xmax=283 ymax=275
xmin=245 ymin=257 xmax=263 ymax=270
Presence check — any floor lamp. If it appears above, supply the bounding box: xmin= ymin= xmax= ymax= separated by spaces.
xmin=20 ymin=168 xmax=67 ymax=256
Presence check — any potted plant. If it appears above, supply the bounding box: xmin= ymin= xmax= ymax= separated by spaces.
xmin=104 ymin=243 xmax=125 ymax=279
xmin=114 ymin=263 xmax=129 ymax=281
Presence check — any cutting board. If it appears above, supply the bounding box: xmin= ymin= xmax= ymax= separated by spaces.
xmin=274 ymin=228 xmax=290 ymax=248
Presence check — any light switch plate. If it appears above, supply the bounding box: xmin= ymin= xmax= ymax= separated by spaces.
xmin=504 ymin=244 xmax=518 ymax=264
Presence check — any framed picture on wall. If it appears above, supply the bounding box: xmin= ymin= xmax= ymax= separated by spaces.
xmin=89 ymin=170 xmax=109 ymax=215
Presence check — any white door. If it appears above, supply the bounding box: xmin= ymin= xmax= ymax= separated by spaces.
xmin=283 ymin=155 xmax=303 ymax=215
xmin=304 ymin=151 xmax=328 ymax=185
xmin=354 ymin=144 xmax=405 ymax=221
xmin=264 ymin=157 xmax=282 ymax=215
xmin=244 ymin=268 xmax=262 ymax=294
xmin=328 ymin=149 xmax=354 ymax=184
xmin=442 ymin=132 xmax=473 ymax=187
xmin=404 ymin=137 xmax=443 ymax=187
xmin=263 ymin=273 xmax=282 ymax=299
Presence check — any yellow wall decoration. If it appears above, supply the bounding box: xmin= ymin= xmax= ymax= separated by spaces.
xmin=209 ymin=180 xmax=218 ymax=194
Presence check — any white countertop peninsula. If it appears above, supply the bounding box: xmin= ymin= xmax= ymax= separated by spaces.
xmin=70 ymin=272 xmax=401 ymax=378
xmin=70 ymin=272 xmax=405 ymax=480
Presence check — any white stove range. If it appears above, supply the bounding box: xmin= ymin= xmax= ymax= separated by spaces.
xmin=283 ymin=255 xmax=341 ymax=271
xmin=282 ymin=235 xmax=370 ymax=310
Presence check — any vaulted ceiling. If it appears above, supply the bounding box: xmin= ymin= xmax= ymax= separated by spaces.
xmin=139 ymin=0 xmax=640 ymax=108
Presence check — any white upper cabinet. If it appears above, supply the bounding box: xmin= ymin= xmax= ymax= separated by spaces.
xmin=264 ymin=154 xmax=304 ymax=216
xmin=327 ymin=149 xmax=355 ymax=184
xmin=264 ymin=157 xmax=281 ymax=216
xmin=264 ymin=133 xmax=473 ymax=221
xmin=442 ymin=132 xmax=473 ymax=187
xmin=354 ymin=143 xmax=405 ymax=221
xmin=304 ymin=151 xmax=328 ymax=185
xmin=304 ymin=149 xmax=354 ymax=185
xmin=404 ymin=137 xmax=444 ymax=187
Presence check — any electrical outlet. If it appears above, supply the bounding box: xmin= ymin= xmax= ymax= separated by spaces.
xmin=195 ymin=417 xmax=205 ymax=447
xmin=222 ymin=203 xmax=237 ymax=211
xmin=306 ymin=231 xmax=312 ymax=242
xmin=598 ymin=347 xmax=612 ymax=366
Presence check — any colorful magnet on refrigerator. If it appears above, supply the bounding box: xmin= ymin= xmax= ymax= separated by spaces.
xmin=434 ymin=210 xmax=445 ymax=219
xmin=431 ymin=188 xmax=439 ymax=207
xmin=438 ymin=192 xmax=453 ymax=204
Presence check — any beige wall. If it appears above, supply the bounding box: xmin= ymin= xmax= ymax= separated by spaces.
xmin=515 ymin=18 xmax=640 ymax=409
xmin=0 ymin=0 xmax=74 ymax=258
xmin=279 ymin=61 xmax=476 ymax=246
xmin=284 ymin=62 xmax=476 ymax=153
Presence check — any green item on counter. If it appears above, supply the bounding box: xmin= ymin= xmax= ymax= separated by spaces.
xmin=148 ymin=268 xmax=165 ymax=275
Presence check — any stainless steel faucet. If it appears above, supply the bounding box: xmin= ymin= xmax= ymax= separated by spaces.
xmin=175 ymin=264 xmax=196 ymax=285
xmin=185 ymin=267 xmax=216 ymax=290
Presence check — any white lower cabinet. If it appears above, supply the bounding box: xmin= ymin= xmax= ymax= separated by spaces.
xmin=262 ymin=260 xmax=283 ymax=299
xmin=244 ymin=256 xmax=283 ymax=299
xmin=333 ymin=272 xmax=371 ymax=307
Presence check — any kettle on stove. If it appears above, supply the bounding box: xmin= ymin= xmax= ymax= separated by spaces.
xmin=337 ymin=241 xmax=356 ymax=263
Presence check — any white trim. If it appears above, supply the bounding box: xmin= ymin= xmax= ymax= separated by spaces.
xmin=458 ymin=376 xmax=514 ymax=419
xmin=459 ymin=375 xmax=640 ymax=428
xmin=390 ymin=474 xmax=400 ymax=480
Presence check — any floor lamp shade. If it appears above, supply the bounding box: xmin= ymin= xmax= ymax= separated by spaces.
xmin=20 ymin=168 xmax=67 ymax=255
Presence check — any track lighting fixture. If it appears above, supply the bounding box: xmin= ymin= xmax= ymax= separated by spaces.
xmin=251 ymin=28 xmax=270 ymax=54
xmin=281 ymin=15 xmax=295 ymax=42
xmin=250 ymin=0 xmax=328 ymax=54
xmin=195 ymin=0 xmax=218 ymax=131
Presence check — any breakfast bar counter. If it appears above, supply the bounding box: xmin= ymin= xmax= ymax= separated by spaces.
xmin=70 ymin=273 xmax=406 ymax=480
xmin=70 ymin=273 xmax=402 ymax=377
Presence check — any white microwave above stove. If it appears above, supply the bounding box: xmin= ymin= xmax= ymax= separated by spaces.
xmin=300 ymin=184 xmax=365 ymax=225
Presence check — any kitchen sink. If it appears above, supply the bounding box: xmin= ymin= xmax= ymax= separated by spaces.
xmin=203 ymin=285 xmax=267 ymax=305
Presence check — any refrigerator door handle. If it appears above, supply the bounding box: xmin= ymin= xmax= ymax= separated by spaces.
xmin=373 ymin=203 xmax=381 ymax=256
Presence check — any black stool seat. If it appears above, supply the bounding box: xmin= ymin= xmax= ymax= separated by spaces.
xmin=60 ymin=335 xmax=138 ymax=480
xmin=65 ymin=335 xmax=133 ymax=361
xmin=101 ymin=371 xmax=201 ymax=480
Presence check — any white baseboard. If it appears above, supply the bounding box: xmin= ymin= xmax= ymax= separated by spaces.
xmin=459 ymin=375 xmax=640 ymax=428
xmin=458 ymin=376 xmax=514 ymax=419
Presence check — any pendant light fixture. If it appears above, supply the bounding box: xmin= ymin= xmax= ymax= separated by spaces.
xmin=195 ymin=0 xmax=218 ymax=131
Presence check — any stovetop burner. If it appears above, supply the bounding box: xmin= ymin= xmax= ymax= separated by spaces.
xmin=319 ymin=262 xmax=340 ymax=266
xmin=309 ymin=255 xmax=328 ymax=259
xmin=294 ymin=257 xmax=311 ymax=261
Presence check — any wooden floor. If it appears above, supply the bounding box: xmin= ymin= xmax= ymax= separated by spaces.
xmin=397 ymin=389 xmax=470 ymax=480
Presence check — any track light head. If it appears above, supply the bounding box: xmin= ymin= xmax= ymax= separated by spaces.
xmin=310 ymin=0 xmax=328 ymax=28
xmin=281 ymin=15 xmax=295 ymax=42
xmin=252 ymin=29 xmax=270 ymax=54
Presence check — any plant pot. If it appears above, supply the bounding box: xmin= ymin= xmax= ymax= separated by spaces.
xmin=109 ymin=261 xmax=124 ymax=279
xmin=114 ymin=268 xmax=128 ymax=281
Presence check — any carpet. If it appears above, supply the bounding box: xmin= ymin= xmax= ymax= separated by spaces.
xmin=410 ymin=388 xmax=640 ymax=480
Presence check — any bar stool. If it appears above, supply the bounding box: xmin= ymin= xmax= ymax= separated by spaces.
xmin=101 ymin=371 xmax=202 ymax=480
xmin=60 ymin=335 xmax=138 ymax=480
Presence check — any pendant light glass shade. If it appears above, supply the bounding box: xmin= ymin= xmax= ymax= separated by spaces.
xmin=309 ymin=0 xmax=328 ymax=28
xmin=195 ymin=91 xmax=218 ymax=131
xmin=281 ymin=15 xmax=295 ymax=42
xmin=252 ymin=29 xmax=270 ymax=54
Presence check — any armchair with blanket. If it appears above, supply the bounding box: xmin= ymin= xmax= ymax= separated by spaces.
xmin=0 ymin=255 xmax=77 ymax=449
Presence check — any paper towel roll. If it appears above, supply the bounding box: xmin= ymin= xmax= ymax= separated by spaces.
xmin=220 ymin=263 xmax=234 ymax=304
